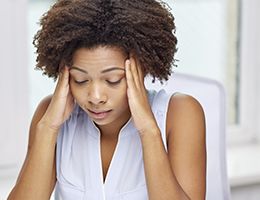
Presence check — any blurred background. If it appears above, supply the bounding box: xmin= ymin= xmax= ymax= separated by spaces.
xmin=0 ymin=0 xmax=259 ymax=199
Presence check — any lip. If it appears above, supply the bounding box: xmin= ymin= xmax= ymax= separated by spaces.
xmin=87 ymin=109 xmax=112 ymax=119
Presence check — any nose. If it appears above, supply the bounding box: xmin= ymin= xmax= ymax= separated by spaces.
xmin=87 ymin=82 xmax=107 ymax=105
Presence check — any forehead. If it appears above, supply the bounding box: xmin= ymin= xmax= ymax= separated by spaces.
xmin=72 ymin=46 xmax=127 ymax=65
xmin=70 ymin=46 xmax=127 ymax=75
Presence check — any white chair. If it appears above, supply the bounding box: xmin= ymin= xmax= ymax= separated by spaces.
xmin=145 ymin=72 xmax=231 ymax=200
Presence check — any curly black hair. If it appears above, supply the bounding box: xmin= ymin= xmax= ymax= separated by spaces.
xmin=33 ymin=0 xmax=177 ymax=82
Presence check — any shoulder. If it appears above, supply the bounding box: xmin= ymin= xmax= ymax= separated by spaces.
xmin=28 ymin=95 xmax=53 ymax=149
xmin=166 ymin=92 xmax=205 ymax=141
xmin=165 ymin=93 xmax=207 ymax=198
xmin=34 ymin=95 xmax=53 ymax=115
xmin=30 ymin=95 xmax=53 ymax=127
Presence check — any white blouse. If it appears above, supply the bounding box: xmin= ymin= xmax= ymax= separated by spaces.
xmin=54 ymin=89 xmax=171 ymax=200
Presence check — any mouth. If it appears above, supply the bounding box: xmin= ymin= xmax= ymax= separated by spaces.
xmin=87 ymin=109 xmax=112 ymax=119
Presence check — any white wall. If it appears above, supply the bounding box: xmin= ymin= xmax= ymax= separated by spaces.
xmin=0 ymin=0 xmax=28 ymax=178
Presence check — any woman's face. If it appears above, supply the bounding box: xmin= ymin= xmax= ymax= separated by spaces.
xmin=69 ymin=46 xmax=131 ymax=128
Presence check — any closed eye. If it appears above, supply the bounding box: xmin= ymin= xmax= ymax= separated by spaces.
xmin=106 ymin=79 xmax=122 ymax=85
xmin=74 ymin=80 xmax=89 ymax=84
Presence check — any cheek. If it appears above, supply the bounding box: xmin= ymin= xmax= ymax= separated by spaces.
xmin=70 ymin=84 xmax=86 ymax=104
xmin=69 ymin=83 xmax=77 ymax=97
xmin=114 ymin=87 xmax=129 ymax=105
xmin=120 ymin=81 xmax=129 ymax=100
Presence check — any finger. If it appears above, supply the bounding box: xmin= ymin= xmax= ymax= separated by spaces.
xmin=129 ymin=56 xmax=142 ymax=88
xmin=54 ymin=66 xmax=70 ymax=98
xmin=60 ymin=66 xmax=70 ymax=85
xmin=130 ymin=55 xmax=146 ymax=93
xmin=64 ymin=88 xmax=75 ymax=116
xmin=135 ymin=58 xmax=145 ymax=84
xmin=125 ymin=59 xmax=136 ymax=90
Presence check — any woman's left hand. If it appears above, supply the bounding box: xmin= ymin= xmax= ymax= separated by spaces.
xmin=125 ymin=56 xmax=158 ymax=136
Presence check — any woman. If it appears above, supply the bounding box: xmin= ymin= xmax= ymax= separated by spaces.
xmin=8 ymin=0 xmax=206 ymax=199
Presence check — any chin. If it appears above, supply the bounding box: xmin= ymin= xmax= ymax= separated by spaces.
xmin=91 ymin=118 xmax=114 ymax=126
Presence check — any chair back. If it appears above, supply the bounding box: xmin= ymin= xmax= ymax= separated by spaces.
xmin=145 ymin=72 xmax=231 ymax=200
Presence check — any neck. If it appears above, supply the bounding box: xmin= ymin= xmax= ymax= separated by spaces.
xmin=96 ymin=111 xmax=131 ymax=140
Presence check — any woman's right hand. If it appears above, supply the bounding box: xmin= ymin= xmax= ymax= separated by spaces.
xmin=38 ymin=66 xmax=75 ymax=132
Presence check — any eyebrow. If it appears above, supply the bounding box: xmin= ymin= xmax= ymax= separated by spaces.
xmin=70 ymin=65 xmax=125 ymax=74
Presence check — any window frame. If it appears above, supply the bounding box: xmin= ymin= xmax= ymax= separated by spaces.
xmin=227 ymin=0 xmax=260 ymax=145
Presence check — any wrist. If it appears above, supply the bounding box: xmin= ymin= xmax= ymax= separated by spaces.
xmin=33 ymin=123 xmax=59 ymax=147
xmin=138 ymin=124 xmax=161 ymax=138
xmin=36 ymin=120 xmax=61 ymax=134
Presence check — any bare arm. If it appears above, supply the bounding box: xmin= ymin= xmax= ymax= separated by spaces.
xmin=166 ymin=94 xmax=206 ymax=199
xmin=8 ymin=66 xmax=74 ymax=200
xmin=125 ymin=56 xmax=206 ymax=199
xmin=140 ymin=94 xmax=206 ymax=200
xmin=7 ymin=96 xmax=57 ymax=200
